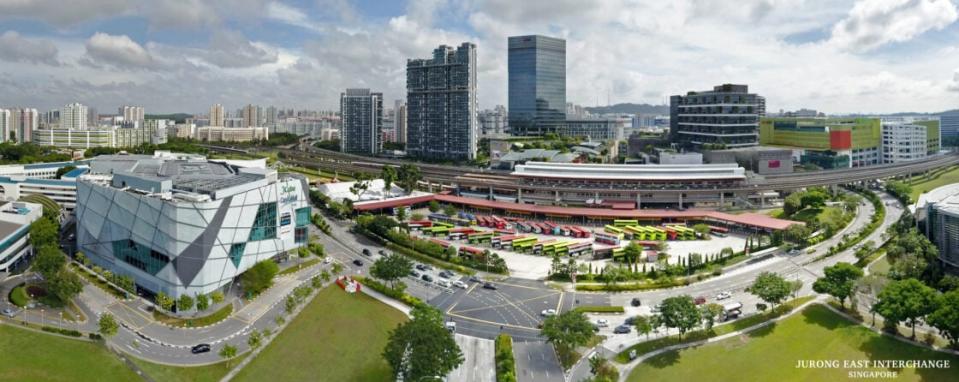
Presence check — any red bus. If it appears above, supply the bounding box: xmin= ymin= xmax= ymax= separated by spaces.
xmin=429 ymin=238 xmax=451 ymax=248
xmin=458 ymin=246 xmax=485 ymax=260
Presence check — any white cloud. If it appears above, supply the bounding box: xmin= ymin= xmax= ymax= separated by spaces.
xmin=267 ymin=2 xmax=324 ymax=32
xmin=202 ymin=30 xmax=278 ymax=68
xmin=828 ymin=0 xmax=959 ymax=52
xmin=0 ymin=31 xmax=60 ymax=65
xmin=0 ymin=0 xmax=132 ymax=26
xmin=82 ymin=32 xmax=164 ymax=70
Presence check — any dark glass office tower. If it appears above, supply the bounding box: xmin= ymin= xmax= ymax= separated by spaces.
xmin=508 ymin=35 xmax=566 ymax=136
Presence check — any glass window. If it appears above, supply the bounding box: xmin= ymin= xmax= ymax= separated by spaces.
xmin=249 ymin=202 xmax=277 ymax=241
xmin=294 ymin=227 xmax=308 ymax=244
xmin=112 ymin=240 xmax=169 ymax=275
xmin=229 ymin=243 xmax=246 ymax=268
xmin=295 ymin=207 xmax=311 ymax=227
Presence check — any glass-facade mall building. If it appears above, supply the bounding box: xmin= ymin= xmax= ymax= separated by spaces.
xmin=76 ymin=152 xmax=310 ymax=298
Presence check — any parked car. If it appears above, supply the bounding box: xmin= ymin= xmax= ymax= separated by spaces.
xmin=410 ymin=270 xmax=420 ymax=278
xmin=613 ymin=325 xmax=632 ymax=334
xmin=630 ymin=298 xmax=642 ymax=307
xmin=436 ymin=279 xmax=451 ymax=288
xmin=191 ymin=344 xmax=211 ymax=354
xmin=482 ymin=282 xmax=497 ymax=290
xmin=595 ymin=319 xmax=609 ymax=327
xmin=361 ymin=248 xmax=371 ymax=257
xmin=453 ymin=281 xmax=468 ymax=289
xmin=716 ymin=291 xmax=732 ymax=300
xmin=415 ymin=264 xmax=427 ymax=271
xmin=421 ymin=274 xmax=434 ymax=282
xmin=469 ymin=276 xmax=481 ymax=283
xmin=540 ymin=309 xmax=557 ymax=317
xmin=445 ymin=321 xmax=456 ymax=332
xmin=624 ymin=316 xmax=638 ymax=326
xmin=1 ymin=307 xmax=18 ymax=318
xmin=694 ymin=296 xmax=707 ymax=305
xmin=352 ymin=259 xmax=364 ymax=266
xmin=438 ymin=271 xmax=451 ymax=279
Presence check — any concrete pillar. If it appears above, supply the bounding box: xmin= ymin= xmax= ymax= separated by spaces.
xmin=636 ymin=193 xmax=641 ymax=209
xmin=488 ymin=186 xmax=494 ymax=200
xmin=555 ymin=190 xmax=560 ymax=203
xmin=427 ymin=181 xmax=433 ymax=193
xmin=517 ymin=188 xmax=523 ymax=204
xmin=720 ymin=192 xmax=724 ymax=208
xmin=678 ymin=193 xmax=683 ymax=209
xmin=594 ymin=191 xmax=600 ymax=202
xmin=760 ymin=194 xmax=765 ymax=208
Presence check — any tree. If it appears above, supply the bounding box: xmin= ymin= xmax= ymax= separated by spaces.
xmin=813 ymin=262 xmax=864 ymax=308
xmin=747 ymin=272 xmax=792 ymax=310
xmin=939 ymin=275 xmax=959 ymax=292
xmin=98 ymin=313 xmax=119 ymax=337
xmin=349 ymin=173 xmax=371 ymax=199
xmin=29 ymin=217 xmax=59 ymax=248
xmin=928 ymin=290 xmax=959 ymax=348
xmin=700 ymin=303 xmax=724 ymax=331
xmin=397 ymin=163 xmax=421 ymax=195
xmin=872 ymin=278 xmax=939 ymax=338
xmin=383 ymin=306 xmax=463 ymax=381
xmin=210 ymin=291 xmax=225 ymax=304
xmin=177 ymin=294 xmax=195 ymax=312
xmin=55 ymin=165 xmax=77 ymax=179
xmin=541 ymin=309 xmax=594 ymax=359
xmin=240 ymin=260 xmax=280 ymax=295
xmin=381 ymin=165 xmax=398 ymax=198
xmin=155 ymin=292 xmax=174 ymax=311
xmin=632 ymin=315 xmax=653 ymax=340
xmin=428 ymin=200 xmax=440 ymax=213
xmin=219 ymin=344 xmax=238 ymax=368
xmin=33 ymin=245 xmax=66 ymax=280
xmin=248 ymin=329 xmax=263 ymax=350
xmin=782 ymin=224 xmax=810 ymax=245
xmin=395 ymin=206 xmax=407 ymax=222
xmin=371 ymin=254 xmax=414 ymax=289
xmin=589 ymin=355 xmax=609 ymax=377
xmin=116 ymin=275 xmax=135 ymax=294
xmin=195 ymin=293 xmax=210 ymax=311
xmin=47 ymin=269 xmax=83 ymax=304
xmin=783 ymin=193 xmax=803 ymax=217
xmin=692 ymin=223 xmax=711 ymax=239
xmin=622 ymin=242 xmax=644 ymax=263
xmin=658 ymin=295 xmax=701 ymax=339
xmin=443 ymin=204 xmax=456 ymax=217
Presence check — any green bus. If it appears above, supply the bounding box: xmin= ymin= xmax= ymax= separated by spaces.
xmin=614 ymin=219 xmax=639 ymax=227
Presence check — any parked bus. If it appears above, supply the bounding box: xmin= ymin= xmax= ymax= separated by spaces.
xmin=614 ymin=219 xmax=639 ymax=227
xmin=604 ymin=225 xmax=624 ymax=235
xmin=567 ymin=241 xmax=592 ymax=256
xmin=532 ymin=239 xmax=557 ymax=254
xmin=512 ymin=236 xmax=537 ymax=252
xmin=458 ymin=246 xmax=485 ymax=260
xmin=594 ymin=232 xmax=622 ymax=246
xmin=406 ymin=220 xmax=432 ymax=231
xmin=467 ymin=232 xmax=494 ymax=244
xmin=429 ymin=238 xmax=451 ymax=249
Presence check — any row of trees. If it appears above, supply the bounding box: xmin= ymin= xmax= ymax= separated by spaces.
xmin=29 ymin=209 xmax=83 ymax=307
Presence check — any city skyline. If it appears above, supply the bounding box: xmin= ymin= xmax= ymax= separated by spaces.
xmin=0 ymin=0 xmax=957 ymax=114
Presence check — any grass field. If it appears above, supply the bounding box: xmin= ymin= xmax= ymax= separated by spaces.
xmin=909 ymin=165 xmax=959 ymax=201
xmin=130 ymin=354 xmax=246 ymax=382
xmin=627 ymin=304 xmax=959 ymax=382
xmin=0 ymin=324 xmax=140 ymax=381
xmin=868 ymin=255 xmax=892 ymax=276
xmin=233 ymin=285 xmax=408 ymax=382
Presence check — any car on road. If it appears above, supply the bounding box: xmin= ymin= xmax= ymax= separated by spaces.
xmin=421 ymin=264 xmax=434 ymax=271
xmin=1 ymin=307 xmax=18 ymax=317
xmin=361 ymin=248 xmax=371 ymax=256
xmin=540 ymin=309 xmax=557 ymax=317
xmin=445 ymin=321 xmax=456 ymax=332
xmin=595 ymin=319 xmax=609 ymax=327
xmin=630 ymin=298 xmax=641 ymax=307
xmin=482 ymin=282 xmax=497 ymax=290
xmin=436 ymin=279 xmax=451 ymax=288
xmin=323 ymin=257 xmax=332 ymax=264
xmin=613 ymin=325 xmax=632 ymax=334
xmin=716 ymin=291 xmax=732 ymax=300
xmin=352 ymin=259 xmax=364 ymax=266
xmin=422 ymin=274 xmax=434 ymax=282
xmin=453 ymin=281 xmax=468 ymax=289
xmin=191 ymin=344 xmax=211 ymax=354
xmin=415 ymin=264 xmax=427 ymax=271
xmin=694 ymin=296 xmax=707 ymax=305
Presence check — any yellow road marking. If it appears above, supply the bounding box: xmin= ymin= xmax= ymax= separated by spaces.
xmin=446 ymin=312 xmax=540 ymax=331
xmin=448 ymin=291 xmax=560 ymax=315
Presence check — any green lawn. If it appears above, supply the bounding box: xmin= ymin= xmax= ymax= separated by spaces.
xmin=909 ymin=165 xmax=959 ymax=201
xmin=233 ymin=285 xmax=408 ymax=382
xmin=868 ymin=255 xmax=891 ymax=276
xmin=130 ymin=354 xmax=246 ymax=382
xmin=627 ymin=304 xmax=959 ymax=382
xmin=0 ymin=324 xmax=140 ymax=381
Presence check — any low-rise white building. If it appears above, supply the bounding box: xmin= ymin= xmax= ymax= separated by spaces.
xmin=0 ymin=201 xmax=43 ymax=272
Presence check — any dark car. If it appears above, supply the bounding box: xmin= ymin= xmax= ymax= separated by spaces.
xmin=191 ymin=344 xmax=211 ymax=354
xmin=361 ymin=248 xmax=371 ymax=256
xmin=482 ymin=282 xmax=497 ymax=290
xmin=415 ymin=264 xmax=427 ymax=271
xmin=613 ymin=325 xmax=632 ymax=334
xmin=469 ymin=276 xmax=481 ymax=283
xmin=352 ymin=259 xmax=364 ymax=266
xmin=438 ymin=271 xmax=451 ymax=279
xmin=694 ymin=296 xmax=707 ymax=305
xmin=631 ymin=298 xmax=642 ymax=307
xmin=410 ymin=270 xmax=420 ymax=278
xmin=421 ymin=274 xmax=434 ymax=282
xmin=624 ymin=316 xmax=638 ymax=326
xmin=378 ymin=250 xmax=387 ymax=256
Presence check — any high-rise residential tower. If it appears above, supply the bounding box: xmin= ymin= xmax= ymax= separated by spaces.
xmin=508 ymin=35 xmax=566 ymax=136
xmin=210 ymin=104 xmax=225 ymax=127
xmin=670 ymin=84 xmax=762 ymax=148
xmin=242 ymin=104 xmax=258 ymax=128
xmin=61 ymin=103 xmax=88 ymax=130
xmin=119 ymin=106 xmax=145 ymax=126
xmin=394 ymin=100 xmax=407 ymax=144
xmin=406 ymin=42 xmax=478 ymax=160
xmin=340 ymin=88 xmax=383 ymax=155
xmin=12 ymin=108 xmax=38 ymax=142
xmin=0 ymin=109 xmax=10 ymax=142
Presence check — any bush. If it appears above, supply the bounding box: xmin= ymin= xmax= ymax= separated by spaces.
xmin=495 ymin=333 xmax=517 ymax=382
xmin=9 ymin=285 xmax=29 ymax=307
xmin=88 ymin=333 xmax=103 ymax=340
xmin=41 ymin=326 xmax=82 ymax=337
xmin=354 ymin=276 xmax=430 ymax=310
xmin=241 ymin=260 xmax=280 ymax=295
xmin=571 ymin=305 xmax=625 ymax=314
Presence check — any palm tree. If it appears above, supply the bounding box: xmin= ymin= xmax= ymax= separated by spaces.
xmin=219 ymin=344 xmax=238 ymax=367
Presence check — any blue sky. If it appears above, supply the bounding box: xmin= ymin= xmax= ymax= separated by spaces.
xmin=0 ymin=0 xmax=957 ymax=114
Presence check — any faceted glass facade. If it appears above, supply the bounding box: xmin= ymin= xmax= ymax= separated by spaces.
xmin=406 ymin=43 xmax=477 ymax=160
xmin=508 ymin=35 xmax=566 ymax=136
xmin=249 ymin=202 xmax=277 ymax=241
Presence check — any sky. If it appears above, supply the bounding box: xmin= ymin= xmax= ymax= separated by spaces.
xmin=0 ymin=0 xmax=958 ymax=115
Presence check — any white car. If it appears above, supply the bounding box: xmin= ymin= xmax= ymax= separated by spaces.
xmin=436 ymin=279 xmax=451 ymax=288
xmin=716 ymin=291 xmax=732 ymax=300
xmin=453 ymin=281 xmax=468 ymax=289
xmin=595 ymin=319 xmax=609 ymax=327
xmin=541 ymin=309 xmax=557 ymax=317
xmin=323 ymin=257 xmax=332 ymax=264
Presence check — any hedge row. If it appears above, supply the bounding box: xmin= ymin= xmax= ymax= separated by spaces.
xmin=41 ymin=326 xmax=83 ymax=337
xmin=575 ymin=278 xmax=690 ymax=292
xmin=495 ymin=333 xmax=517 ymax=382
xmin=354 ymin=276 xmax=430 ymax=310
xmin=571 ymin=305 xmax=625 ymax=314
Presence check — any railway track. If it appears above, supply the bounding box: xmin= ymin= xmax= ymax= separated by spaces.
xmin=261 ymin=147 xmax=959 ymax=194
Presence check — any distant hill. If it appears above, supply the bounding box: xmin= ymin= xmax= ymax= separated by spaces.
xmin=145 ymin=113 xmax=192 ymax=123
xmin=584 ymin=103 xmax=669 ymax=115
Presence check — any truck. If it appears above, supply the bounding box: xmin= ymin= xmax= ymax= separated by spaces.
xmin=721 ymin=302 xmax=743 ymax=321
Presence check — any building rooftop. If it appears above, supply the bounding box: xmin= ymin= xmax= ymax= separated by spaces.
xmin=915 ymin=183 xmax=959 ymax=214
xmin=512 ymin=162 xmax=746 ymax=181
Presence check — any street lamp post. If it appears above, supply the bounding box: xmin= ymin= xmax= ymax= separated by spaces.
xmin=40 ymin=309 xmax=44 ymax=327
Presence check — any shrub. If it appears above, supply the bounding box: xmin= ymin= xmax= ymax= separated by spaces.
xmin=495 ymin=333 xmax=517 ymax=382
xmin=41 ymin=326 xmax=82 ymax=337
xmin=571 ymin=306 xmax=625 ymax=314
xmin=9 ymin=285 xmax=29 ymax=307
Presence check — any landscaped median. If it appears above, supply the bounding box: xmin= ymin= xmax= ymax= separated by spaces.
xmin=277 ymin=258 xmax=322 ymax=276
xmin=495 ymin=333 xmax=517 ymax=382
xmin=353 ymin=276 xmax=430 ymax=310
xmin=571 ymin=305 xmax=625 ymax=314
xmin=152 ymin=304 xmax=233 ymax=328
xmin=615 ymin=296 xmax=815 ymax=363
